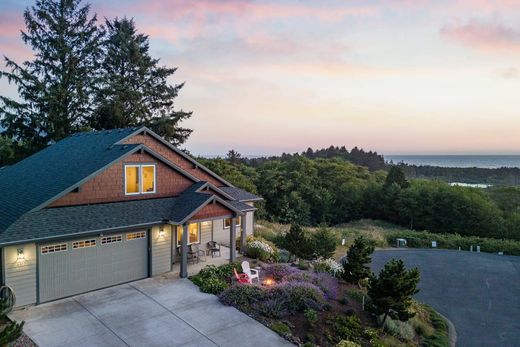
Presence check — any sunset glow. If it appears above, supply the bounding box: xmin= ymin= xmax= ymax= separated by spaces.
xmin=1 ymin=0 xmax=520 ymax=155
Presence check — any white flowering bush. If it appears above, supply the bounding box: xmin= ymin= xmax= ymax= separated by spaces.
xmin=246 ymin=236 xmax=280 ymax=262
xmin=313 ymin=257 xmax=344 ymax=278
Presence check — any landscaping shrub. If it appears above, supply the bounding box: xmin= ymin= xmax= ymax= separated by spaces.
xmin=191 ymin=262 xmax=242 ymax=294
xmin=218 ymin=284 xmax=266 ymax=312
xmin=263 ymin=264 xmax=300 ymax=281
xmin=278 ymin=249 xmax=292 ymax=263
xmin=335 ymin=341 xmax=361 ymax=347
xmin=271 ymin=321 xmax=291 ymax=335
xmin=341 ymin=236 xmax=375 ymax=284
xmin=312 ymin=225 xmax=338 ymax=259
xmin=286 ymin=271 xmax=339 ymax=300
xmin=304 ymin=308 xmax=318 ymax=325
xmin=246 ymin=236 xmax=280 ymax=262
xmin=380 ymin=316 xmax=415 ymax=341
xmin=313 ymin=257 xmax=344 ymax=278
xmin=270 ymin=281 xmax=326 ymax=312
xmin=255 ymin=296 xmax=289 ymax=318
xmin=331 ymin=314 xmax=364 ymax=343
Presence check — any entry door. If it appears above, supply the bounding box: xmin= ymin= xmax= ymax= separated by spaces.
xmin=38 ymin=231 xmax=148 ymax=303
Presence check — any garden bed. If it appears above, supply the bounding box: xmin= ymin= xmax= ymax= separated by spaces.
xmin=190 ymin=262 xmax=449 ymax=347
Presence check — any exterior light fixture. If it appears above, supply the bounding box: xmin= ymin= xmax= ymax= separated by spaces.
xmin=159 ymin=227 xmax=165 ymax=238
xmin=17 ymin=248 xmax=24 ymax=261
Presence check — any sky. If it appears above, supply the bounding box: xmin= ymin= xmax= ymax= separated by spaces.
xmin=1 ymin=0 xmax=520 ymax=156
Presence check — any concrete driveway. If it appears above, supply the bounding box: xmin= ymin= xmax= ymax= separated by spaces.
xmin=10 ymin=275 xmax=292 ymax=347
xmin=372 ymin=249 xmax=520 ymax=347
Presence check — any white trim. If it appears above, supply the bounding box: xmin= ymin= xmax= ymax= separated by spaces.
xmin=124 ymin=164 xmax=141 ymax=195
xmin=127 ymin=231 xmax=146 ymax=241
xmin=141 ymin=164 xmax=156 ymax=194
xmin=124 ymin=164 xmax=156 ymax=195
xmin=41 ymin=243 xmax=68 ymax=254
xmin=72 ymin=239 xmax=97 ymax=249
xmin=101 ymin=235 xmax=123 ymax=245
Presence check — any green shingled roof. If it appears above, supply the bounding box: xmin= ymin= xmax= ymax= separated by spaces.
xmin=0 ymin=128 xmax=142 ymax=232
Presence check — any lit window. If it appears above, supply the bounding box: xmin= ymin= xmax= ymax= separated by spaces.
xmin=41 ymin=243 xmax=68 ymax=254
xmin=101 ymin=235 xmax=122 ymax=244
xmin=127 ymin=231 xmax=146 ymax=240
xmin=125 ymin=166 xmax=139 ymax=194
xmin=72 ymin=239 xmax=96 ymax=249
xmin=142 ymin=165 xmax=155 ymax=193
xmin=177 ymin=223 xmax=200 ymax=246
xmin=224 ymin=217 xmax=241 ymax=229
xmin=125 ymin=164 xmax=156 ymax=195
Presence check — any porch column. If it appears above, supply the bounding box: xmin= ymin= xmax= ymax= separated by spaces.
xmin=180 ymin=223 xmax=188 ymax=278
xmin=229 ymin=217 xmax=237 ymax=262
xmin=240 ymin=213 xmax=247 ymax=254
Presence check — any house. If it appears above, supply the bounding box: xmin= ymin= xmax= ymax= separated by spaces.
xmin=0 ymin=127 xmax=262 ymax=307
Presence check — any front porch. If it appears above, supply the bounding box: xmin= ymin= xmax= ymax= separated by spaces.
xmin=171 ymin=245 xmax=245 ymax=277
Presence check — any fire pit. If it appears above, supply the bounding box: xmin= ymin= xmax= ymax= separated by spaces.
xmin=262 ymin=278 xmax=275 ymax=286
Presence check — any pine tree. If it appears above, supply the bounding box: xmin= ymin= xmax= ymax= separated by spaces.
xmin=385 ymin=166 xmax=410 ymax=189
xmin=0 ymin=0 xmax=103 ymax=157
xmin=368 ymin=259 xmax=420 ymax=326
xmin=90 ymin=17 xmax=192 ymax=145
xmin=341 ymin=236 xmax=375 ymax=283
xmin=283 ymin=224 xmax=315 ymax=260
xmin=312 ymin=224 xmax=337 ymax=259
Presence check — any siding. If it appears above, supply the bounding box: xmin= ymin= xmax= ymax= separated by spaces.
xmin=50 ymin=152 xmax=193 ymax=207
xmin=190 ymin=202 xmax=233 ymax=221
xmin=151 ymin=224 xmax=172 ymax=276
xmin=3 ymin=244 xmax=37 ymax=307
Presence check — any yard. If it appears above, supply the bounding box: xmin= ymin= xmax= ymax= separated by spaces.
xmin=190 ymin=260 xmax=449 ymax=347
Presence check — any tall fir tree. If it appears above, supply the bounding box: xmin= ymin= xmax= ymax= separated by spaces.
xmin=91 ymin=17 xmax=192 ymax=145
xmin=341 ymin=236 xmax=375 ymax=284
xmin=0 ymin=0 xmax=103 ymax=158
xmin=368 ymin=259 xmax=420 ymax=326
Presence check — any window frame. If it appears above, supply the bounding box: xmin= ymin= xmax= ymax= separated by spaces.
xmin=176 ymin=223 xmax=201 ymax=247
xmin=72 ymin=239 xmax=97 ymax=249
xmin=101 ymin=235 xmax=123 ymax=245
xmin=140 ymin=164 xmax=156 ymax=195
xmin=124 ymin=164 xmax=156 ymax=196
xmin=41 ymin=243 xmax=68 ymax=254
xmin=224 ymin=216 xmax=241 ymax=229
xmin=127 ymin=231 xmax=146 ymax=241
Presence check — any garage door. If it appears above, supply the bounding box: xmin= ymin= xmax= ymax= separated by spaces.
xmin=38 ymin=231 xmax=149 ymax=303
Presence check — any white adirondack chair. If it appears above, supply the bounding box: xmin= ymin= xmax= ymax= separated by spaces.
xmin=241 ymin=261 xmax=260 ymax=283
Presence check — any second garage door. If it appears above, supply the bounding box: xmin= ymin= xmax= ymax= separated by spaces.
xmin=38 ymin=230 xmax=149 ymax=303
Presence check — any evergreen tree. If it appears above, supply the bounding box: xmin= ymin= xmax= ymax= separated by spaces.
xmin=368 ymin=259 xmax=420 ymax=326
xmin=312 ymin=224 xmax=337 ymax=259
xmin=91 ymin=17 xmax=192 ymax=145
xmin=341 ymin=236 xmax=375 ymax=283
xmin=226 ymin=150 xmax=243 ymax=165
xmin=283 ymin=224 xmax=315 ymax=260
xmin=0 ymin=0 xmax=103 ymax=157
xmin=385 ymin=166 xmax=410 ymax=189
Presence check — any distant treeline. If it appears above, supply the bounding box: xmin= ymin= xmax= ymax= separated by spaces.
xmin=199 ymin=150 xmax=520 ymax=241
xmin=396 ymin=164 xmax=520 ymax=186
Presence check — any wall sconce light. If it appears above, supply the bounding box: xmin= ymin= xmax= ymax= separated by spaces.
xmin=159 ymin=227 xmax=165 ymax=238
xmin=17 ymin=248 xmax=24 ymax=261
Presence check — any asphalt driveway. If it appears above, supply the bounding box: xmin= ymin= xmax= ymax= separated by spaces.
xmin=372 ymin=249 xmax=520 ymax=347
xmin=10 ymin=275 xmax=292 ymax=347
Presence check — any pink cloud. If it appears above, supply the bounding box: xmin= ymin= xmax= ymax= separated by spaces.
xmin=441 ymin=18 xmax=520 ymax=52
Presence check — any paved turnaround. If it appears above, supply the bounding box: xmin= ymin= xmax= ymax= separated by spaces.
xmin=371 ymin=249 xmax=520 ymax=347
xmin=10 ymin=275 xmax=292 ymax=347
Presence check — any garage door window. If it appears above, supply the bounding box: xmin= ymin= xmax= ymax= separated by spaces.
xmin=41 ymin=243 xmax=67 ymax=254
xmin=72 ymin=239 xmax=96 ymax=249
xmin=101 ymin=235 xmax=122 ymax=244
xmin=127 ymin=231 xmax=146 ymax=240
xmin=176 ymin=223 xmax=200 ymax=246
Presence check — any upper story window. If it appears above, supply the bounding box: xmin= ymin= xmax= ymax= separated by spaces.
xmin=125 ymin=164 xmax=156 ymax=195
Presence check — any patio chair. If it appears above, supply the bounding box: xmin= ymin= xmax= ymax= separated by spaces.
xmin=178 ymin=246 xmax=197 ymax=265
xmin=189 ymin=244 xmax=206 ymax=263
xmin=241 ymin=261 xmax=260 ymax=283
xmin=206 ymin=241 xmax=221 ymax=258
xmin=233 ymin=268 xmax=250 ymax=284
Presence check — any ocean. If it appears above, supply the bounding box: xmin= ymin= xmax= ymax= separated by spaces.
xmin=385 ymin=155 xmax=520 ymax=169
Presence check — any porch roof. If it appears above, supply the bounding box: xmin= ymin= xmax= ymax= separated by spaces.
xmin=0 ymin=192 xmax=249 ymax=246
